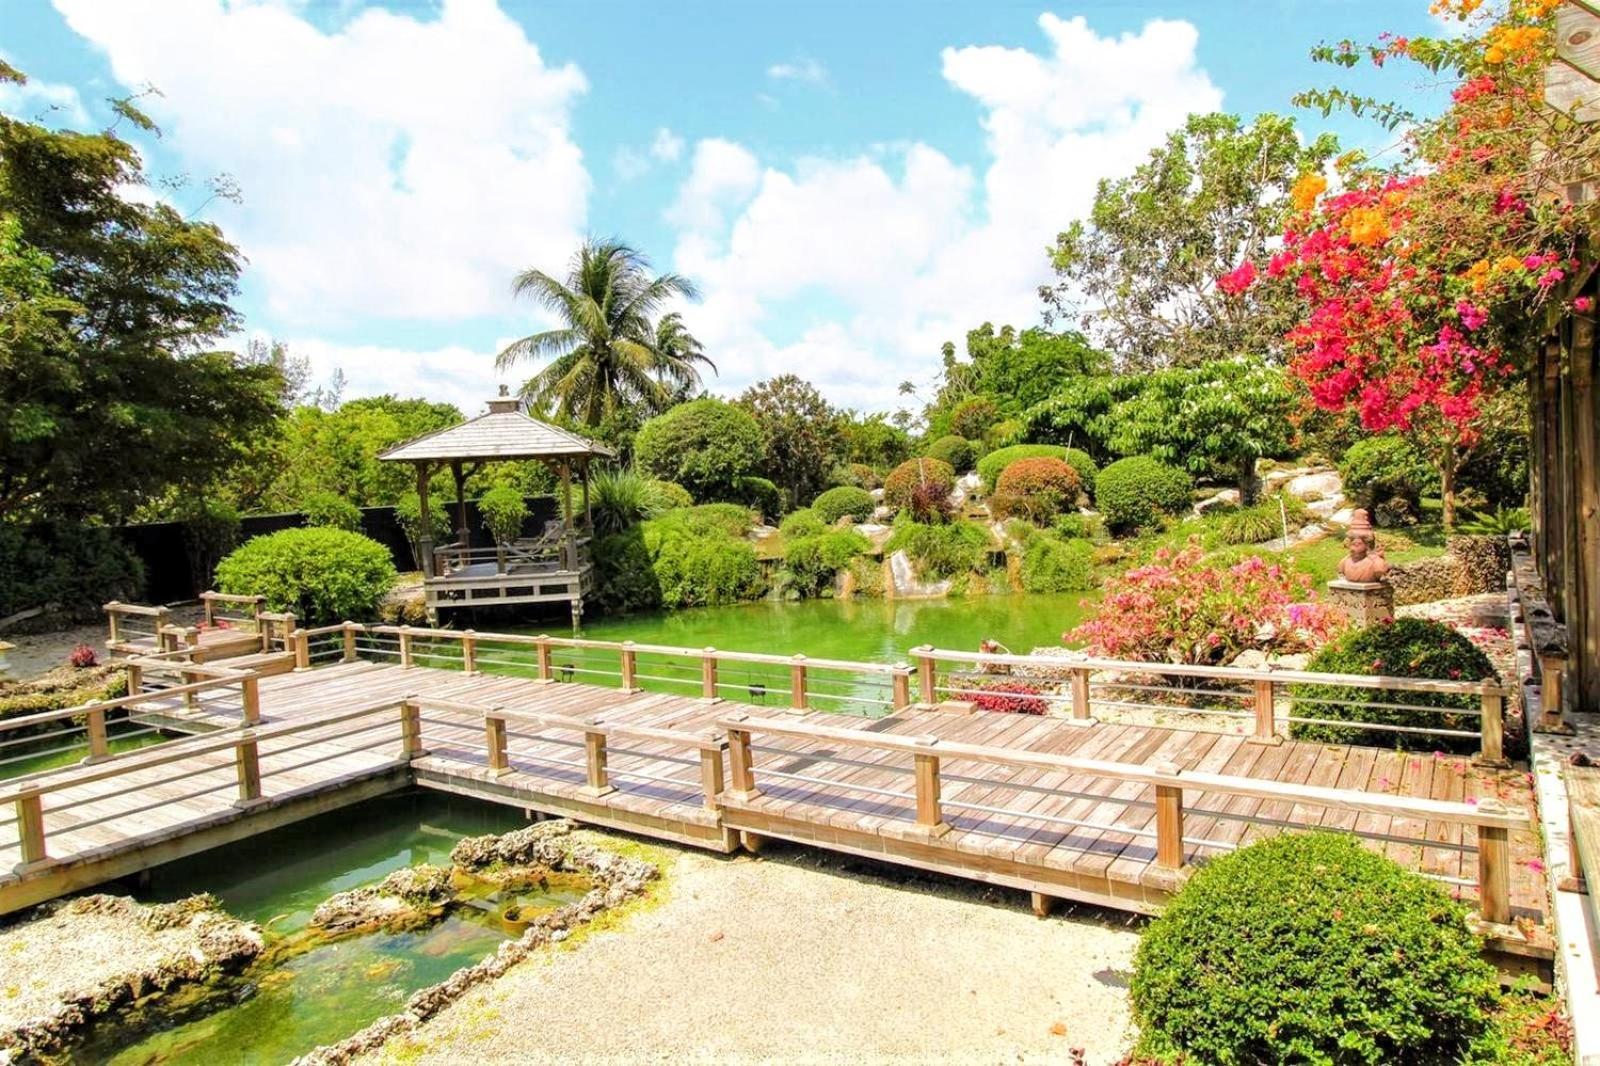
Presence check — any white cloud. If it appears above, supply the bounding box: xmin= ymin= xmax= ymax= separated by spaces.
xmin=767 ymin=56 xmax=829 ymax=86
xmin=670 ymin=15 xmax=1222 ymax=411
xmin=53 ymin=0 xmax=589 ymax=327
xmin=0 ymin=70 xmax=90 ymax=127
xmin=247 ymin=333 xmax=515 ymax=417
xmin=650 ymin=127 xmax=685 ymax=162
xmin=614 ymin=126 xmax=685 ymax=180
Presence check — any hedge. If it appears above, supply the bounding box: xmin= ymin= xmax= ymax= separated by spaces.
xmin=783 ymin=529 xmax=871 ymax=597
xmin=1019 ymin=534 xmax=1095 ymax=593
xmin=214 ymin=527 xmax=396 ymax=626
xmin=1094 ymin=456 xmax=1192 ymax=533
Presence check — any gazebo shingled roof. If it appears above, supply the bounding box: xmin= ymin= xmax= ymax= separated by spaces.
xmin=378 ymin=393 xmax=614 ymax=464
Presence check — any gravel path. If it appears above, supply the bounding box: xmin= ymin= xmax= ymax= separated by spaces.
xmin=365 ymin=839 xmax=1142 ymax=1064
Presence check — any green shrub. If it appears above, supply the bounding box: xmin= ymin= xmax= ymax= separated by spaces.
xmin=394 ymin=491 xmax=449 ymax=571
xmin=478 ymin=485 xmax=529 ymax=545
xmin=1458 ymin=505 xmax=1529 ymax=536
xmin=648 ymin=527 xmax=764 ymax=608
xmin=0 ymin=522 xmax=144 ymax=622
xmin=812 ymin=486 xmax=875 ymax=525
xmin=1289 ymin=618 xmax=1498 ymax=752
xmin=1094 ymin=456 xmax=1193 ymax=534
xmin=779 ymin=508 xmax=828 ymax=539
xmin=1051 ymin=512 xmax=1103 ymax=541
xmin=178 ymin=498 xmax=242 ymax=594
xmin=992 ymin=457 xmax=1083 ymax=522
xmin=214 ymin=527 xmax=396 ymax=626
xmin=657 ymin=503 xmax=754 ymax=539
xmin=984 ymin=418 xmax=1024 ymax=451
xmin=949 ymin=396 xmax=1000 ymax=440
xmin=1132 ymin=832 xmax=1496 ymax=1065
xmin=634 ymin=398 xmax=764 ymax=501
xmin=925 ymin=435 xmax=975 ymax=472
xmin=592 ymin=527 xmax=662 ymax=614
xmin=883 ymin=458 xmax=955 ymax=517
xmin=731 ymin=475 xmax=783 ymax=521
xmin=300 ymin=491 xmax=362 ymax=532
xmin=1212 ymin=493 xmax=1308 ymax=546
xmin=976 ymin=444 xmax=1070 ymax=492
xmin=885 ymin=521 xmax=990 ymax=580
xmin=784 ymin=529 xmax=871 ymax=597
xmin=1019 ymin=535 xmax=1095 ymax=593
xmin=647 ymin=480 xmax=694 ymax=510
xmin=1340 ymin=436 xmax=1435 ymax=513
xmin=590 ymin=466 xmax=664 ymax=536
xmin=1059 ymin=447 xmax=1099 ymax=489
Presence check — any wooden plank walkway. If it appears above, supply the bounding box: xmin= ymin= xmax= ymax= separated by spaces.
xmin=0 ymin=661 xmax=1552 ymax=968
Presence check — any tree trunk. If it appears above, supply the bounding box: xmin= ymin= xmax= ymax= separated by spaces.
xmin=1440 ymin=440 xmax=1458 ymax=530
xmin=1237 ymin=455 xmax=1260 ymax=507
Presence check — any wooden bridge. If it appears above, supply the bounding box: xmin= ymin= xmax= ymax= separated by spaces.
xmin=0 ymin=621 xmax=1550 ymax=972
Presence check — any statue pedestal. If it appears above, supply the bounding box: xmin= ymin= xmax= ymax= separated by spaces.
xmin=1326 ymin=579 xmax=1394 ymax=626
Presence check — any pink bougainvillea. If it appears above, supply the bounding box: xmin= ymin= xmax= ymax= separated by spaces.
xmin=1067 ymin=539 xmax=1345 ymax=666
xmin=968 ymin=679 xmax=1049 ymax=715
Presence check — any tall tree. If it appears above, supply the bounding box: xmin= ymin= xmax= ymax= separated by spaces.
xmin=1043 ymin=112 xmax=1338 ymax=370
xmin=496 ymin=239 xmax=703 ymax=426
xmin=737 ymin=375 xmax=846 ymax=507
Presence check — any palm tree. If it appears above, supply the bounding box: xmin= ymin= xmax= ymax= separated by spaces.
xmin=496 ymin=239 xmax=705 ymax=426
xmin=650 ymin=311 xmax=715 ymax=411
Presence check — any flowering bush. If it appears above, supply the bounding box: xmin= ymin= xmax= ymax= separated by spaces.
xmin=68 ymin=644 xmax=98 ymax=669
xmin=967 ymin=679 xmax=1048 ymax=715
xmin=1068 ymin=540 xmax=1345 ymax=665
xmin=993 ymin=457 xmax=1083 ymax=522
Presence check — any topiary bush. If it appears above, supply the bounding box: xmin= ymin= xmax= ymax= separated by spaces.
xmin=732 ymin=475 xmax=783 ymax=521
xmin=478 ymin=485 xmax=529 ymax=545
xmin=779 ymin=508 xmax=828 ymax=539
xmin=634 ymin=398 xmax=764 ymax=502
xmin=1289 ymin=618 xmax=1499 ymax=752
xmin=885 ymin=520 xmax=990 ymax=580
xmin=1132 ymin=832 xmax=1497 ymax=1066
xmin=783 ymin=529 xmax=871 ymax=598
xmin=1060 ymin=447 xmax=1099 ymax=491
xmin=647 ymin=480 xmax=694 ymax=510
xmin=1019 ymin=534 xmax=1095 ymax=593
xmin=812 ymin=485 xmax=875 ymax=525
xmin=1094 ymin=456 xmax=1193 ymax=534
xmin=300 ymin=491 xmax=362 ymax=532
xmin=883 ymin=458 xmax=955 ymax=518
xmin=975 ymin=444 xmax=1070 ymax=492
xmin=993 ymin=456 xmax=1083 ymax=522
xmin=1340 ymin=435 xmax=1435 ymax=514
xmin=215 ymin=527 xmax=397 ymax=626
xmin=925 ymin=435 xmax=976 ymax=472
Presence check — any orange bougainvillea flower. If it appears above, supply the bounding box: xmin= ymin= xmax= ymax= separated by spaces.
xmin=1291 ymin=172 xmax=1328 ymax=213
xmin=1345 ymin=206 xmax=1392 ymax=246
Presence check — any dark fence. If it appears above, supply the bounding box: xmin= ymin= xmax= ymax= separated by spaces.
xmin=121 ymin=495 xmax=563 ymax=604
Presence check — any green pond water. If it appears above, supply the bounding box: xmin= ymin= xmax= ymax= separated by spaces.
xmin=76 ymin=792 xmax=562 ymax=1066
xmin=0 ymin=724 xmax=166 ymax=780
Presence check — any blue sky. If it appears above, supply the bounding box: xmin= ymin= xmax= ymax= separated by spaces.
xmin=3 ymin=0 xmax=1447 ymax=416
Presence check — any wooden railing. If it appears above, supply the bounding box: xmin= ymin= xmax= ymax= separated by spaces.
xmin=103 ymin=601 xmax=171 ymax=650
xmin=200 ymin=590 xmax=265 ymax=630
xmin=716 ymin=712 xmax=1529 ymax=924
xmin=907 ymin=647 xmax=1512 ymax=765
xmin=1509 ymin=532 xmax=1570 ymax=732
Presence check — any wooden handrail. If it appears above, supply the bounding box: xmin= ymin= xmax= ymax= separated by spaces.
xmin=0 ymin=673 xmax=253 ymax=734
xmin=102 ymin=601 xmax=171 ymax=618
xmin=200 ymin=591 xmax=267 ymax=605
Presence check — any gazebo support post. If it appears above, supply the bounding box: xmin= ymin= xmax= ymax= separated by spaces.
xmin=581 ymin=459 xmax=593 ymax=537
xmin=560 ymin=461 xmax=576 ymax=572
xmin=415 ymin=463 xmax=435 ymax=577
xmin=451 ymin=461 xmax=469 ymax=544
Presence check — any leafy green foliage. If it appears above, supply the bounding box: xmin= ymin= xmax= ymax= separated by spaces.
xmin=477 ymin=486 xmax=529 ymax=545
xmin=779 ymin=508 xmax=827 ymax=539
xmin=394 ymin=491 xmax=449 ymax=571
xmin=834 ymin=462 xmax=881 ymax=490
xmin=993 ymin=457 xmax=1083 ymax=522
xmin=0 ymin=521 xmax=143 ymax=621
xmin=1019 ymin=533 xmax=1095 ymax=593
xmin=641 ymin=513 xmax=763 ymax=609
xmin=924 ymin=435 xmax=975 ymax=472
xmin=975 ymin=444 xmax=1070 ymax=493
xmin=883 ymin=459 xmax=955 ymax=519
xmin=177 ymin=497 xmax=242 ymax=595
xmin=1455 ymin=399 xmax=1530 ymax=511
xmin=1457 ymin=506 xmax=1529 ymax=537
xmin=1019 ymin=374 xmax=1145 ymax=462
xmin=1094 ymin=457 xmax=1193 ymax=534
xmin=738 ymin=375 xmax=846 ymax=509
xmin=1340 ymin=435 xmax=1436 ymax=512
xmin=261 ymin=397 xmax=465 ymax=511
xmin=885 ymin=521 xmax=990 ymax=580
xmin=300 ymin=491 xmax=362 ymax=532
xmin=648 ymin=480 xmax=694 ymax=509
xmin=635 ymin=398 xmax=764 ymax=502
xmin=783 ymin=529 xmax=871 ymax=597
xmin=215 ymin=528 xmax=396 ymax=626
xmin=839 ymin=412 xmax=910 ymax=469
xmin=732 ymin=475 xmax=782 ymax=521
xmin=812 ymin=486 xmax=875 ymax=525
xmin=591 ymin=528 xmax=661 ymax=614
xmin=1289 ymin=618 xmax=1498 ymax=751
xmin=948 ymin=396 xmax=1000 ymax=440
xmin=1132 ymin=832 xmax=1497 ymax=1065
xmin=589 ymin=466 xmax=665 ymax=536
xmin=662 ymin=503 xmax=755 ymax=538
xmin=1211 ymin=493 xmax=1308 ymax=546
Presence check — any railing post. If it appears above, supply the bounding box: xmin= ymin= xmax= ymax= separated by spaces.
xmin=241 ymin=675 xmax=261 ymax=726
xmin=1070 ymin=667 xmax=1093 ymax=723
xmin=461 ymin=629 xmax=478 ymax=675
xmin=16 ymin=789 xmax=47 ymax=867
xmin=399 ymin=698 xmax=426 ymax=759
xmin=398 ymin=625 xmax=414 ymax=668
xmin=105 ymin=602 xmax=122 ymax=645
xmin=1477 ymin=690 xmax=1507 ymax=767
xmin=620 ymin=641 xmax=637 ymax=692
xmin=581 ymin=723 xmax=614 ymax=797
xmin=789 ymin=655 xmax=808 ymax=710
xmin=915 ymin=645 xmax=937 ymax=706
xmin=484 ymin=711 xmax=510 ymax=776
xmin=726 ymin=717 xmax=759 ymax=799
xmin=343 ymin=622 xmax=358 ymax=663
xmin=1250 ymin=678 xmax=1279 ymax=744
xmin=700 ymin=734 xmax=727 ymax=811
xmin=279 ymin=613 xmax=297 ymax=653
xmin=1538 ymin=653 xmax=1567 ymax=732
xmin=1154 ymin=765 xmax=1185 ymax=871
xmin=154 ymin=608 xmax=171 ymax=643
xmin=293 ymin=630 xmax=310 ymax=671
xmin=1476 ymin=804 xmax=1511 ymax=925
xmin=83 ymin=700 xmax=109 ymax=763
xmin=234 ymin=739 xmax=263 ymax=806
xmin=892 ymin=666 xmax=912 ymax=711
xmin=203 ymin=591 xmax=217 ymax=628
xmin=912 ymin=742 xmax=949 ymax=836
xmin=125 ymin=660 xmax=143 ymax=699
xmin=181 ymin=665 xmax=200 ymax=709
xmin=701 ymin=647 xmax=719 ymax=701
xmin=536 ymin=636 xmax=553 ymax=681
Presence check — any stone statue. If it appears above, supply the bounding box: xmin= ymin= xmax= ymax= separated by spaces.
xmin=1338 ymin=509 xmax=1390 ymax=583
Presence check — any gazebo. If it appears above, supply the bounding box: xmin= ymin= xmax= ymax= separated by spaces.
xmin=378 ymin=388 xmax=614 ymax=623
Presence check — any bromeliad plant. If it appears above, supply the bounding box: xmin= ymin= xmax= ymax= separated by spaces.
xmin=1068 ymin=539 xmax=1345 ymax=666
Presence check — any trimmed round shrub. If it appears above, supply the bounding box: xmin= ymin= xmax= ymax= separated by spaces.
xmin=478 ymin=485 xmax=528 ymax=544
xmin=885 ymin=520 xmax=989 ymax=580
xmin=1060 ymin=447 xmax=1099 ymax=488
xmin=925 ymin=435 xmax=975 ymax=472
xmin=647 ymin=480 xmax=694 ymax=510
xmin=783 ymin=529 xmax=870 ymax=597
xmin=635 ymin=398 xmax=764 ymax=502
xmin=779 ymin=508 xmax=828 ymax=539
xmin=976 ymin=444 xmax=1070 ymax=492
xmin=1019 ymin=535 xmax=1095 ymax=593
xmin=732 ymin=475 xmax=782 ymax=521
xmin=812 ymin=486 xmax=875 ymax=525
xmin=949 ymin=396 xmax=1000 ymax=440
xmin=300 ymin=491 xmax=362 ymax=532
xmin=215 ymin=527 xmax=397 ymax=626
xmin=993 ymin=457 xmax=1083 ymax=521
xmin=883 ymin=458 xmax=955 ymax=516
xmin=1132 ymin=832 xmax=1497 ymax=1065
xmin=1289 ymin=618 xmax=1499 ymax=752
xmin=1094 ymin=456 xmax=1192 ymax=534
xmin=1340 ymin=435 xmax=1435 ymax=514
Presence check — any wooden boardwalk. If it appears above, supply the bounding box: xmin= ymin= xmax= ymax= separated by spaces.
xmin=0 ymin=657 xmax=1550 ymax=974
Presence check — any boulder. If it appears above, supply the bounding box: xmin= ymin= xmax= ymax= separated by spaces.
xmin=1194 ymin=489 xmax=1240 ymax=515
xmin=1285 ymin=470 xmax=1342 ymax=501
xmin=1305 ymin=494 xmax=1346 ymax=518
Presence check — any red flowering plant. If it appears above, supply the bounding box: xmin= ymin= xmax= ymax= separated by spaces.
xmin=967 ymin=680 xmax=1050 ymax=715
xmin=1219 ymin=0 xmax=1597 ymax=525
xmin=1068 ymin=540 xmax=1345 ymax=666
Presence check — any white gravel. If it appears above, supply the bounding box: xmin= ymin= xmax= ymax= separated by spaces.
xmin=365 ymin=838 xmax=1142 ymax=1064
